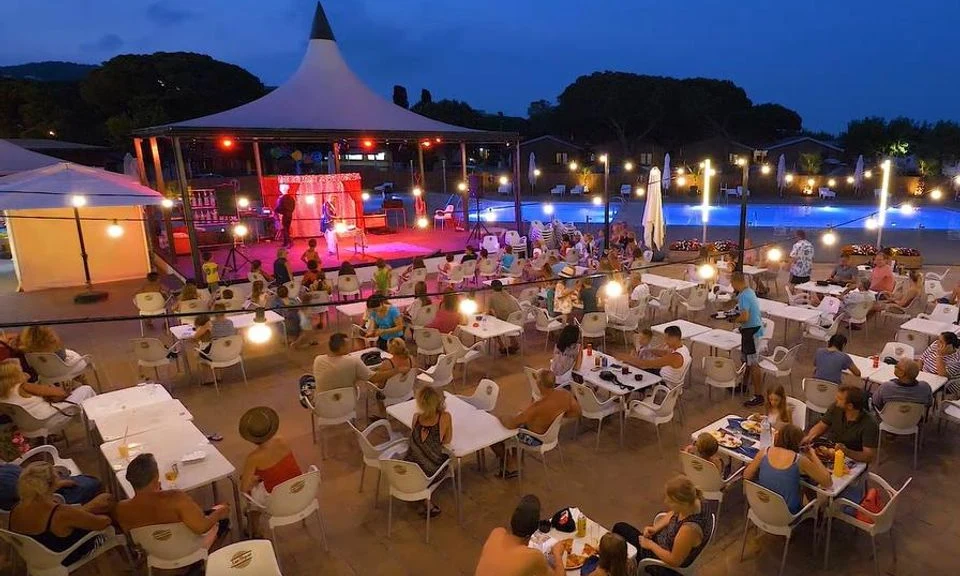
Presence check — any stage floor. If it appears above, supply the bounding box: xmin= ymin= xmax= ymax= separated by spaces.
xmin=167 ymin=227 xmax=477 ymax=281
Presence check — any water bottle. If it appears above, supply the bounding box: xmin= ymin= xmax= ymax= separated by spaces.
xmin=759 ymin=417 xmax=772 ymax=449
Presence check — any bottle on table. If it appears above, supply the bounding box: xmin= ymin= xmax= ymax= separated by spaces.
xmin=759 ymin=417 xmax=772 ymax=449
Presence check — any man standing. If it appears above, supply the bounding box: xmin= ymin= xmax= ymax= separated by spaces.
xmin=475 ymin=494 xmax=566 ymax=576
xmin=788 ymin=230 xmax=814 ymax=284
xmin=873 ymin=359 xmax=932 ymax=411
xmin=275 ymin=186 xmax=296 ymax=248
xmin=802 ymin=386 xmax=878 ymax=464
xmin=312 ymin=332 xmax=373 ymax=394
xmin=731 ymin=272 xmax=765 ymax=407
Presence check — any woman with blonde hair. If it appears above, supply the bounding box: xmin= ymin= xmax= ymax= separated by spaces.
xmin=613 ymin=475 xmax=712 ymax=571
xmin=403 ymin=386 xmax=452 ymax=518
xmin=0 ymin=360 xmax=96 ymax=428
xmin=9 ymin=462 xmax=113 ymax=566
xmin=18 ymin=326 xmax=70 ymax=362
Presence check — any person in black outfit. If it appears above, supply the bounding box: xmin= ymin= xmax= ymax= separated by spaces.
xmin=275 ymin=188 xmax=296 ymax=248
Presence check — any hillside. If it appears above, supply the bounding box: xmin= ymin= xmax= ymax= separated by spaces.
xmin=0 ymin=61 xmax=98 ymax=82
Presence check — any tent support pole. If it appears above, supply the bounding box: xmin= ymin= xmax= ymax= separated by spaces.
xmin=332 ymin=142 xmax=341 ymax=173
xmin=133 ymin=138 xmax=148 ymax=186
xmin=513 ymin=140 xmax=522 ymax=233
xmin=71 ymin=208 xmax=107 ymax=304
xmin=417 ymin=144 xmax=425 ymax=189
xmin=173 ymin=137 xmax=204 ymax=282
xmin=460 ymin=143 xmax=468 ymax=228
xmin=148 ymin=137 xmax=175 ymax=261
xmin=252 ymin=141 xmax=265 ymax=198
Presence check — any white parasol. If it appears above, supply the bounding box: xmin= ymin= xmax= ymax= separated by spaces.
xmin=776 ymin=154 xmax=786 ymax=195
xmin=854 ymin=154 xmax=864 ymax=194
xmin=643 ymin=166 xmax=666 ymax=251
xmin=528 ymin=152 xmax=538 ymax=189
xmin=662 ymin=153 xmax=671 ymax=191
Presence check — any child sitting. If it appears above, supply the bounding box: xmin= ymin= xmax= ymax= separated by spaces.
xmin=634 ymin=328 xmax=659 ymax=362
xmin=684 ymin=432 xmax=726 ymax=474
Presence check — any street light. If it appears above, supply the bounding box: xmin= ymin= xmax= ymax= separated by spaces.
xmin=760 ymin=164 xmax=771 ymax=175
xmin=846 ymin=176 xmax=855 ymax=185
xmin=569 ymin=161 xmax=578 ymax=171
xmin=624 ymin=161 xmax=634 ymax=172
xmin=600 ymin=154 xmax=611 ymax=244
xmin=876 ymin=159 xmax=892 ymax=248
xmin=237 ymin=197 xmax=250 ymax=209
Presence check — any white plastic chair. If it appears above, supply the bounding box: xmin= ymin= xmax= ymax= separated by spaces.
xmin=441 ymin=333 xmax=484 ymax=384
xmin=177 ymin=298 xmax=207 ymax=326
xmin=677 ymin=286 xmax=708 ymax=319
xmin=648 ymin=288 xmax=677 ymax=322
xmin=620 ymin=184 xmax=632 ymax=198
xmin=304 ymin=290 xmax=331 ymax=326
xmin=510 ymin=236 xmax=528 ymax=259
xmin=477 ymin=258 xmax=499 ymax=280
xmin=702 ymin=356 xmax=745 ymax=400
xmin=824 ymin=473 xmax=912 ymax=575
xmin=381 ymin=445 xmax=457 ymax=543
xmin=637 ymin=512 xmax=717 ymax=575
xmin=458 ymin=259 xmax=478 ymax=284
xmin=305 ymin=388 xmax=357 ymax=459
xmin=802 ymin=316 xmax=840 ymax=352
xmin=784 ymin=284 xmax=810 ymax=306
xmin=843 ymin=301 xmax=872 ymax=339
xmin=0 ymin=402 xmax=74 ymax=446
xmin=758 ymin=344 xmax=802 ymax=393
xmin=576 ymin=312 xmax=607 ymax=351
xmin=924 ymin=268 xmax=949 ymax=282
xmin=440 ymin=267 xmax=466 ymax=291
xmin=572 ymin=383 xmax=622 ymax=450
xmin=802 ymin=377 xmax=838 ymax=420
xmin=739 ymin=479 xmax=820 ymax=576
xmin=786 ymin=396 xmax=807 ymax=430
xmin=534 ymin=308 xmax=564 ymax=350
xmin=26 ymin=352 xmax=102 ymax=393
xmin=0 ymin=526 xmax=129 ymax=576
xmin=481 ymin=235 xmax=501 ymax=255
xmin=894 ymin=329 xmax=930 ymax=352
xmin=130 ymin=522 xmax=207 ymax=576
xmin=409 ymin=267 xmax=428 ymax=284
xmin=757 ymin=318 xmax=775 ymax=356
xmin=205 ymin=540 xmax=281 ymax=576
xmin=518 ymin=287 xmax=540 ymax=306
xmin=411 ymin=304 xmax=438 ymax=330
xmin=134 ymin=292 xmax=168 ymax=335
xmin=511 ymin=413 xmax=565 ymax=488
xmin=924 ymin=279 xmax=950 ymax=303
xmin=254 ymin=465 xmax=328 ymax=568
xmin=880 ymin=294 xmax=926 ymax=325
xmin=416 ymin=353 xmax=457 ymax=390
xmin=366 ymin=368 xmax=417 ymax=419
xmin=879 ymin=342 xmax=915 ymax=362
xmin=607 ymin=305 xmax=645 ymax=348
xmin=918 ymin=303 xmax=959 ymax=324
xmin=433 ymin=204 xmax=455 ymax=228
xmin=11 ymin=445 xmax=80 ymax=476
xmin=197 ymin=336 xmax=247 ymax=395
xmin=550 ymin=184 xmax=566 ymax=196
xmin=349 ymin=420 xmax=406 ymax=508
xmin=130 ymin=337 xmax=178 ymax=383
xmin=680 ymin=452 xmax=744 ymax=518
xmin=877 ymin=401 xmax=925 ymax=469
xmin=626 ymin=385 xmax=682 ymax=453
xmin=351 ymin=325 xmax=378 ymax=350
xmin=525 ymin=367 xmax=542 ymax=402
xmin=337 ymin=274 xmax=362 ymax=301
xmin=457 ymin=378 xmax=500 ymax=412
xmin=414 ymin=327 xmax=444 ymax=366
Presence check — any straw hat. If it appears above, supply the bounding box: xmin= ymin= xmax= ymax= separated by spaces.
xmin=238 ymin=406 xmax=280 ymax=444
xmin=559 ymin=265 xmax=577 ymax=278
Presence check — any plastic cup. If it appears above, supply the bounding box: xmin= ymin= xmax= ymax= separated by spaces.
xmin=117 ymin=444 xmax=130 ymax=459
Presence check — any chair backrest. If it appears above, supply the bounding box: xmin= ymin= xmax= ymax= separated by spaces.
xmin=443 ymin=204 xmax=454 ymax=215
xmin=208 ymin=336 xmax=243 ymax=363
xmin=580 ymin=312 xmax=607 ymax=334
xmin=266 ymin=467 xmax=321 ymax=517
xmin=205 ymin=540 xmax=282 ymax=576
xmin=412 ymin=304 xmax=438 ymax=327
xmin=925 ymin=303 xmax=959 ymax=323
xmin=338 ymin=274 xmax=360 ymax=293
xmin=870 ymin=474 xmax=912 ymax=533
xmin=350 ymin=421 xmax=387 ymax=461
xmin=761 ymin=318 xmax=775 ymax=341
xmin=305 ymin=291 xmax=330 ymax=309
xmin=786 ymin=396 xmax=806 ymax=430
xmin=381 ymin=368 xmax=417 ymax=400
xmin=459 ymin=259 xmax=477 ymax=277
xmin=505 ymin=309 xmax=526 ymax=327
xmin=24 ymin=352 xmax=74 ymax=379
xmin=687 ymin=286 xmax=708 ymax=307
xmin=440 ymin=333 xmax=467 ymax=356
xmin=130 ymin=522 xmax=205 ymax=562
xmin=131 ymin=338 xmax=170 ymax=363
xmin=382 ymin=459 xmax=431 ymax=493
xmin=533 ymin=413 xmax=565 ymax=446
xmin=410 ymin=267 xmax=429 ymax=284
xmin=425 ymin=353 xmax=457 ymax=386
xmin=879 ymin=401 xmax=925 ymax=430
xmin=572 ymin=383 xmax=605 ymax=415
xmin=744 ymin=480 xmax=796 ymax=526
xmin=396 ymin=280 xmax=416 ymax=296
xmin=679 ymin=452 xmax=724 ymax=492
xmin=924 ymin=279 xmax=945 ymax=298
xmin=0 ymin=404 xmax=51 ymax=435
xmin=658 ymin=287 xmax=677 ymax=309
xmin=0 ymin=527 xmax=96 ymax=570
xmin=504 ymin=230 xmax=520 ymax=246
xmin=895 ymin=329 xmax=929 ymax=350
xmin=657 ymin=385 xmax=683 ymax=415
xmin=564 ymin=250 xmax=579 ymax=264
xmin=414 ymin=327 xmax=443 ymax=351
xmin=447 ymin=267 xmax=465 ymax=283
xmin=465 ymin=379 xmax=499 ymax=411
xmin=702 ymin=356 xmax=737 ymax=383
xmin=620 ymin=184 xmax=631 ymax=194
xmin=135 ymin=292 xmax=166 ymax=313
xmin=312 ymin=388 xmax=357 ymax=419
xmin=848 ymin=301 xmax=872 ymax=321
xmin=880 ymin=341 xmax=914 ymax=361
xmin=524 ymin=367 xmax=542 ymax=401
xmin=481 ymin=235 xmax=500 ymax=254
xmin=518 ymin=287 xmax=539 ymax=304
xmin=478 ymin=259 xmax=497 ymax=274
xmin=779 ymin=344 xmax=802 ymax=369
xmin=179 ymin=299 xmax=207 ymax=314
xmin=534 ymin=307 xmax=554 ymax=329
xmin=818 ymin=296 xmax=842 ymax=315
xmin=803 ymin=378 xmax=838 ymax=409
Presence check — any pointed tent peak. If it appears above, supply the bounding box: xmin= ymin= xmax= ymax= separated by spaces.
xmin=310 ymin=2 xmax=335 ymax=41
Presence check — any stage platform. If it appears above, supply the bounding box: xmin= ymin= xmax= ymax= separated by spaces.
xmin=166 ymin=227 xmax=483 ymax=282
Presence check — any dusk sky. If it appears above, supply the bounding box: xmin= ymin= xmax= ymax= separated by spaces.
xmin=1 ymin=0 xmax=956 ymax=133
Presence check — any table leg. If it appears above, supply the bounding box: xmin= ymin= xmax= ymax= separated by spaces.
xmin=457 ymin=457 xmax=464 ymax=525
xmin=230 ymin=476 xmax=244 ymax=539
xmin=823 ymin=502 xmax=833 ymax=568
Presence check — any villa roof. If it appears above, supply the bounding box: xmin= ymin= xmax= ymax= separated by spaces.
xmin=765 ymin=136 xmax=844 ymax=152
xmin=520 ymin=135 xmax=584 ymax=150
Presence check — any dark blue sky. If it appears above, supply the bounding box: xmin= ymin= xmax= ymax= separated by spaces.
xmin=1 ymin=0 xmax=956 ymax=133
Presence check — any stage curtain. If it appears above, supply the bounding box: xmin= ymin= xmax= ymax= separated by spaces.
xmin=262 ymin=174 xmax=363 ymax=238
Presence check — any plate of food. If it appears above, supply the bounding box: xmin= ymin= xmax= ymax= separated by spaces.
xmin=739 ymin=419 xmax=763 ymax=435
xmin=710 ymin=430 xmax=742 ymax=449
xmin=814 ymin=445 xmax=836 ymax=465
xmin=559 ymin=539 xmax=598 ymax=570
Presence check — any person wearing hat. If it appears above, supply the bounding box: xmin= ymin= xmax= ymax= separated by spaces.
xmin=554 ymin=265 xmax=581 ymax=317
xmin=475 ymin=494 xmax=567 ymax=576
xmin=239 ymin=406 xmax=302 ymax=537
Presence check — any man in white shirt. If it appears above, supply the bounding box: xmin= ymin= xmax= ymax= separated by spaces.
xmin=840 ymin=278 xmax=875 ymax=316
xmin=789 ymin=230 xmax=814 ymax=284
xmin=312 ymin=332 xmax=372 ymax=394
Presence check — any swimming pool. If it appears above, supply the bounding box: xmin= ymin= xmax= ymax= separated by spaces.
xmin=465 ymin=200 xmax=960 ymax=230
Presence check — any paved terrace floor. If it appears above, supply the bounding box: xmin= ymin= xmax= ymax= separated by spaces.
xmin=0 ymin=263 xmax=958 ymax=576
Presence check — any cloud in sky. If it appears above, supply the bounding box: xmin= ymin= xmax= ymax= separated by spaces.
xmin=80 ymin=33 xmax=124 ymax=54
xmin=145 ymin=2 xmax=195 ymax=27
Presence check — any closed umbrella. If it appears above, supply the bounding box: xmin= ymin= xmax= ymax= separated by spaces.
xmin=854 ymin=155 xmax=864 ymax=196
xmin=662 ymin=153 xmax=671 ymax=191
xmin=528 ymin=153 xmax=538 ymax=190
xmin=776 ymin=154 xmax=786 ymax=196
xmin=643 ymin=167 xmax=666 ymax=251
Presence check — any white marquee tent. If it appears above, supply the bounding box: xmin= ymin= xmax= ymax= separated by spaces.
xmin=0 ymin=139 xmax=61 ymax=176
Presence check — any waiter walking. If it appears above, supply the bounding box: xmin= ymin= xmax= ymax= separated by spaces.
xmin=275 ymin=186 xmax=296 ymax=248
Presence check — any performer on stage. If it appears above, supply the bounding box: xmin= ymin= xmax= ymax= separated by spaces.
xmin=275 ymin=186 xmax=296 ymax=248
xmin=322 ymin=195 xmax=338 ymax=233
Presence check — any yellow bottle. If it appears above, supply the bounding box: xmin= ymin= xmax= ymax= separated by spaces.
xmin=832 ymin=447 xmax=845 ymax=477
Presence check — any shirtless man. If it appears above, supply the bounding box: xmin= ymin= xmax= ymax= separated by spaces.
xmin=475 ymin=494 xmax=566 ymax=576
xmin=491 ymin=369 xmax=581 ymax=477
xmin=115 ymin=453 xmax=231 ymax=548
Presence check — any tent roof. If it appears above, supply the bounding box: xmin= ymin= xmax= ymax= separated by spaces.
xmin=0 ymin=162 xmax=164 ymax=210
xmin=0 ymin=139 xmax=63 ymax=176
xmin=133 ymin=3 xmax=514 ymax=143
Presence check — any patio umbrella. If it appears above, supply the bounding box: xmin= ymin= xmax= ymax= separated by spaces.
xmin=776 ymin=154 xmax=786 ymax=196
xmin=528 ymin=152 xmax=538 ymax=190
xmin=662 ymin=153 xmax=671 ymax=191
xmin=643 ymin=167 xmax=666 ymax=251
xmin=854 ymin=154 xmax=864 ymax=195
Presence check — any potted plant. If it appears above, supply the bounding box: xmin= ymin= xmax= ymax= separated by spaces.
xmin=885 ymin=247 xmax=922 ymax=270
xmin=840 ymin=243 xmax=877 ymax=267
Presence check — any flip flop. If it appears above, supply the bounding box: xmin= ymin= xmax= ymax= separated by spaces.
xmin=418 ymin=504 xmax=441 ymax=518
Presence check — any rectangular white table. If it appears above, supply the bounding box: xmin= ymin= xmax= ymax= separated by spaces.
xmin=482 ymin=277 xmax=521 ymax=286
xmin=742 ymin=265 xmax=768 ymax=277
xmin=758 ymin=298 xmax=788 ymax=314
xmin=866 ymin=364 xmax=948 ymax=395
xmin=795 ymin=281 xmax=848 ymax=296
xmin=81 ymin=383 xmax=172 ymax=424
xmin=529 ymin=507 xmax=637 ymax=574
xmin=387 ymin=392 xmax=516 ymax=522
xmin=641 ymin=273 xmax=698 ymax=292
xmin=692 ymin=328 xmax=742 ymax=356
xmin=899 ymin=318 xmax=960 ymax=338
xmin=845 ymin=354 xmax=882 ymax=383
xmin=335 ymin=297 xmax=414 ymax=321
xmin=94 ymin=399 xmax=192 ymax=442
xmin=759 ymin=301 xmax=821 ymax=341
xmin=651 ymin=319 xmax=712 ymax=340
xmin=169 ymin=310 xmax=285 ymax=340
xmin=459 ymin=315 xmax=524 ymax=356
xmin=576 ymin=350 xmax=660 ymax=445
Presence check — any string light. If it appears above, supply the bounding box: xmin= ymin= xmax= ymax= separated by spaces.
xmin=361 ymin=192 xmax=370 ymax=201
xmin=931 ymin=188 xmax=943 ymax=200
xmin=807 ymin=178 xmax=816 ymax=187
xmin=107 ymin=220 xmax=124 ymax=238
xmin=865 ymin=217 xmax=878 ymax=230
xmin=677 ymin=167 xmax=685 ymax=175
xmin=459 ymin=297 xmax=478 ymax=316
xmin=304 ymin=195 xmax=316 ymax=205
xmin=71 ymin=195 xmax=87 ymax=208
xmin=760 ymin=165 xmax=771 ymax=175
xmin=697 ymin=264 xmax=716 ymax=280
xmin=499 ymin=175 xmax=509 ymax=185
xmin=827 ymin=178 xmax=836 ymax=187
xmin=767 ymin=248 xmax=783 ymax=262
xmin=599 ymin=154 xmax=608 ymax=164
xmin=864 ymin=170 xmax=873 ymax=179
xmin=676 ymin=176 xmax=686 ymax=187
xmin=846 ymin=176 xmax=855 ymax=184
xmin=604 ymin=280 xmax=623 ymax=298
xmin=592 ymin=196 xmax=602 ymax=206
xmin=954 ymin=175 xmax=960 ymax=186
xmin=635 ymin=187 xmax=645 ymax=197
xmin=543 ymin=204 xmax=555 ymax=215
xmin=533 ymin=169 xmax=541 ymax=177
xmin=735 ymin=157 xmax=746 ymax=167
xmin=416 ymin=217 xmax=429 ymax=229
xmin=457 ymin=182 xmax=467 ymax=192
xmin=233 ymin=223 xmax=249 ymax=238
xmin=161 ymin=198 xmax=174 ymax=209
xmin=569 ymin=161 xmax=578 ymax=171
xmin=412 ymin=187 xmax=422 ymax=197
xmin=624 ymin=161 xmax=634 ymax=171
xmin=237 ymin=197 xmax=250 ymax=209
xmin=821 ymin=230 xmax=837 ymax=245
xmin=900 ymin=202 xmax=915 ymax=215
xmin=785 ymin=174 xmax=794 ymax=183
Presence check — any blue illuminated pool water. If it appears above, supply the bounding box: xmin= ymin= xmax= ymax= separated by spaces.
xmin=465 ymin=200 xmax=960 ymax=230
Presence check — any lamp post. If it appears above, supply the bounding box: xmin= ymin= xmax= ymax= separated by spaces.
xmin=876 ymin=159 xmax=892 ymax=248
xmin=735 ymin=157 xmax=750 ymax=272
xmin=701 ymin=159 xmax=712 ymax=243
xmin=600 ymin=154 xmax=611 ymax=245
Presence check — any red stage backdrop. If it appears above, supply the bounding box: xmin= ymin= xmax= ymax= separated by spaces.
xmin=261 ymin=174 xmax=363 ymax=238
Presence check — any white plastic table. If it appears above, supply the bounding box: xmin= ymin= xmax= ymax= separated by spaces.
xmin=845 ymin=354 xmax=881 ymax=383
xmin=866 ymin=364 xmax=948 ymax=395
xmin=335 ymin=297 xmax=414 ymax=321
xmin=81 ymin=383 xmax=172 ymax=424
xmin=795 ymin=281 xmax=848 ymax=296
xmin=760 ymin=302 xmax=821 ymax=341
xmin=347 ymin=347 xmax=393 ymax=368
xmin=576 ymin=350 xmax=660 ymax=445
xmin=529 ymin=507 xmax=637 ymax=574
xmin=899 ymin=318 xmax=960 ymax=338
xmin=482 ymin=277 xmax=521 ymax=286
xmin=692 ymin=328 xmax=742 ymax=356
xmin=168 ymin=311 xmax=285 ymax=341
xmin=94 ymin=399 xmax=192 ymax=442
xmin=387 ymin=392 xmax=516 ymax=522
xmin=651 ymin=319 xmax=712 ymax=340
xmin=758 ymin=298 xmax=788 ymax=314
xmin=641 ymin=274 xmax=698 ymax=292
xmin=459 ymin=315 xmax=524 ymax=357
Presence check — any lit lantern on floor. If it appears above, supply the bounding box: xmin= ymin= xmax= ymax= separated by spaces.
xmin=247 ymin=308 xmax=272 ymax=344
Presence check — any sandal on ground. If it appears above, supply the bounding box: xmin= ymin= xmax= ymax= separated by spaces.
xmin=418 ymin=504 xmax=441 ymax=518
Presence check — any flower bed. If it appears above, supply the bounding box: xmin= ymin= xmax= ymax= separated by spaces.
xmin=884 ymin=247 xmax=923 ymax=269
xmin=841 ymin=244 xmax=877 ymax=266
xmin=668 ymin=239 xmax=739 ymax=261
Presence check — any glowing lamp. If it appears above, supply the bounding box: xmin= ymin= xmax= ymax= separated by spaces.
xmin=828 ymin=179 xmax=836 ymax=187
xmin=416 ymin=217 xmax=429 ymax=229
xmin=846 ymin=176 xmax=855 ymax=184
xmin=676 ymin=176 xmax=687 ymax=187
xmin=421 ymin=140 xmax=431 ymax=148
xmin=592 ymin=196 xmax=602 ymax=206
xmin=483 ymin=209 xmax=497 ymax=222
xmin=219 ymin=138 xmax=234 ymax=149
xmin=412 ymin=187 xmax=423 ymax=197
xmin=599 ymin=154 xmax=608 ymax=164
xmin=107 ymin=220 xmax=124 ymax=238
xmin=459 ymin=297 xmax=478 ymax=316
xmin=624 ymin=161 xmax=634 ymax=172
xmin=697 ymin=264 xmax=716 ymax=280
xmin=635 ymin=187 xmax=645 ymax=197
xmin=246 ymin=308 xmax=273 ymax=344
xmin=954 ymin=175 xmax=960 ymax=186
xmin=499 ymin=175 xmax=509 ymax=186
xmin=677 ymin=167 xmax=685 ymax=175
xmin=767 ymin=247 xmax=783 ymax=263
xmin=233 ymin=223 xmax=249 ymax=238
xmin=362 ymin=139 xmax=374 ymax=149
xmin=785 ymin=174 xmax=794 ymax=183
xmin=699 ymin=161 xmax=706 ymax=169
xmin=361 ymin=192 xmax=370 ymax=201
xmin=865 ymin=217 xmax=878 ymax=230
xmin=334 ymin=222 xmax=348 ymax=234
xmin=603 ymin=280 xmax=623 ymax=298
xmin=70 ymin=195 xmax=87 ymax=208
xmin=543 ymin=204 xmax=555 ymax=215
xmin=931 ymin=188 xmax=943 ymax=200
xmin=569 ymin=161 xmax=578 ymax=171
xmin=864 ymin=170 xmax=873 ymax=179
xmin=434 ymin=138 xmax=441 ymax=143
xmin=900 ymin=203 xmax=915 ymax=215
xmin=735 ymin=157 xmax=746 ymax=167
xmin=161 ymin=198 xmax=174 ymax=209
xmin=305 ymin=194 xmax=316 ymax=205
xmin=761 ymin=164 xmax=771 ymax=175
xmin=237 ymin=197 xmax=250 ymax=209
xmin=821 ymin=230 xmax=837 ymax=246
xmin=457 ymin=182 xmax=467 ymax=192
xmin=707 ymin=168 xmax=717 ymax=176
xmin=807 ymin=178 xmax=816 ymax=187
xmin=533 ymin=169 xmax=541 ymax=177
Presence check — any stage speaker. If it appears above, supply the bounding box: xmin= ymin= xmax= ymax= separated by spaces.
xmin=214 ymin=186 xmax=237 ymax=215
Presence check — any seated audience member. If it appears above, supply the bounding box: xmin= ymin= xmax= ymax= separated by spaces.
xmin=827 ymin=253 xmax=858 ymax=285
xmin=0 ymin=333 xmax=37 ymax=382
xmin=744 ymin=424 xmax=831 ymax=513
xmin=550 ymin=325 xmax=582 ymax=383
xmin=682 ymin=432 xmax=725 ymax=473
xmin=634 ymin=328 xmax=659 ymax=361
xmin=868 ymin=253 xmax=895 ymax=294
xmin=406 ymin=281 xmax=432 ymax=322
xmin=18 ymin=325 xmax=83 ymax=366
xmin=500 ymin=245 xmax=517 ymax=271
xmin=580 ymin=277 xmax=599 ymax=313
xmin=116 ymin=453 xmax=230 ymax=550
xmin=437 ymin=253 xmax=457 ymax=280
xmin=193 ymin=305 xmax=236 ymax=351
xmin=238 ymin=407 xmax=302 ymax=537
xmin=634 ymin=325 xmax=689 ymax=382
xmin=9 ymin=462 xmax=114 ymax=566
xmin=367 ymin=295 xmax=405 ymax=349
xmin=0 ymin=360 xmax=96 ymax=428
xmin=460 ymin=247 xmax=477 ymax=263
xmin=272 ymin=248 xmax=292 ymax=287
xmin=487 ymin=280 xmax=521 ymax=353
xmin=368 ymin=338 xmax=415 ymax=417
xmin=492 ymin=370 xmax=580 ymax=478
xmin=801 ymin=385 xmax=878 ymax=464
xmin=475 ymin=494 xmax=566 ymax=576
xmin=612 ymin=475 xmax=711 ymax=571
xmin=246 ymin=280 xmax=268 ymax=310
xmin=398 ymin=256 xmax=428 ymax=284
xmin=174 ymin=280 xmax=201 ymax=311
xmin=553 ymin=266 xmax=580 ymax=316
xmin=872 ymin=358 xmax=932 ymax=411
xmin=0 ymin=460 xmax=102 ymax=512
xmin=300 ymin=260 xmax=325 ymax=293
xmin=403 ymin=387 xmax=452 ymax=517
xmin=814 ymin=334 xmax=860 ymax=384
xmin=761 ymin=385 xmax=794 ymax=429
xmin=312 ymin=332 xmax=373 ymax=394
xmin=873 ymin=270 xmax=922 ymax=313
xmin=592 ymin=532 xmax=632 ymax=576
xmin=840 ymin=278 xmax=875 ymax=317
xmin=338 ymin=261 xmax=357 ymax=277
xmin=427 ymin=293 xmax=461 ymax=334
xmin=248 ymin=259 xmax=273 ymax=285
xmin=137 ymin=271 xmax=169 ymax=298
xmin=918 ymin=331 xmax=960 ymax=381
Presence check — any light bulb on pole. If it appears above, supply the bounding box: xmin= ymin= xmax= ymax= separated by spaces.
xmin=603 ymin=280 xmax=623 ymax=298
xmin=237 ymin=197 xmax=250 ymax=209
xmin=107 ymin=220 xmax=124 ymax=238
xmin=71 ymin=195 xmax=87 ymax=208
xmin=701 ymin=159 xmax=712 ymax=243
xmin=161 ymin=198 xmax=174 ymax=209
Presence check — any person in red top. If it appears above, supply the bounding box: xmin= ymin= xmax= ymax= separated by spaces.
xmin=869 ymin=253 xmax=896 ymax=295
xmin=427 ymin=292 xmax=463 ymax=333
xmin=239 ymin=407 xmax=302 ymax=537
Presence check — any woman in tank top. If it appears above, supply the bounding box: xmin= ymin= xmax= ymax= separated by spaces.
xmin=403 ymin=387 xmax=452 ymax=518
xmin=239 ymin=407 xmax=303 ymax=537
xmin=744 ymin=424 xmax=832 ymax=514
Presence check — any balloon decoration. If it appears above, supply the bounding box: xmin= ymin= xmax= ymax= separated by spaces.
xmin=291 ymin=150 xmax=303 ymax=162
xmin=269 ymin=146 xmax=285 ymax=160
xmin=311 ymin=151 xmax=324 ymax=163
